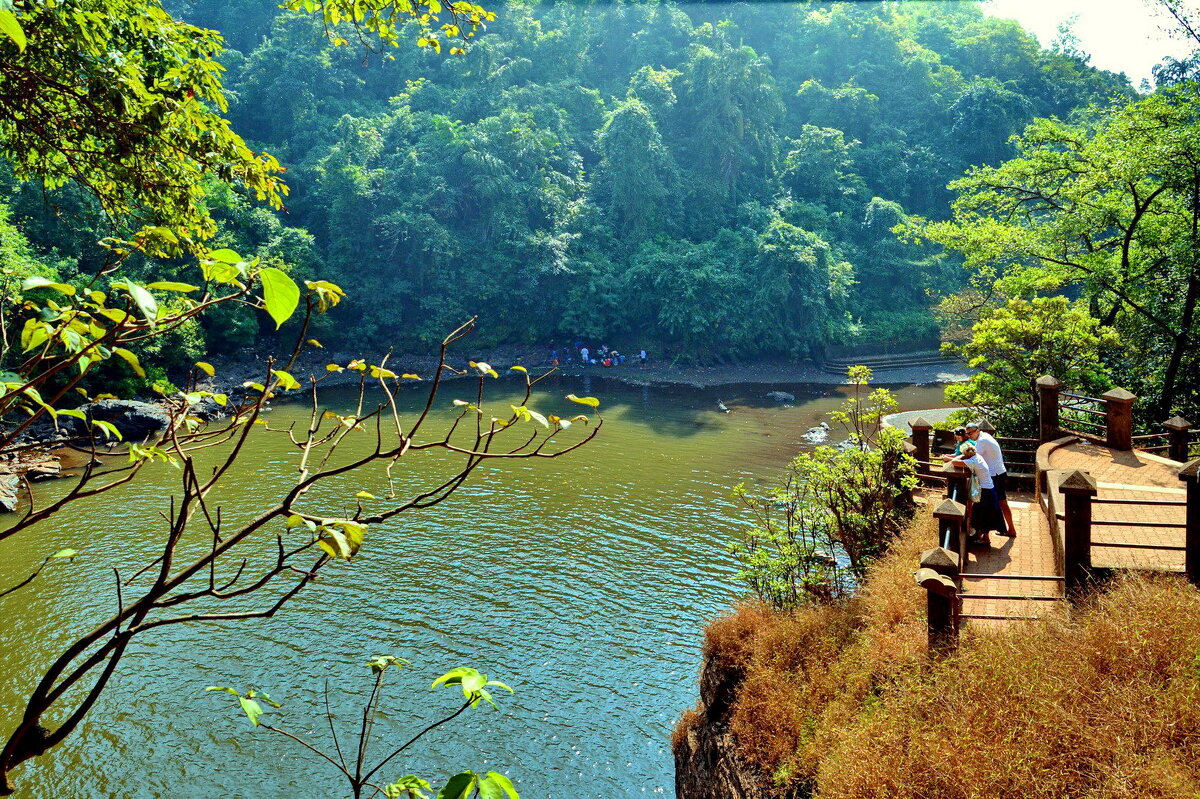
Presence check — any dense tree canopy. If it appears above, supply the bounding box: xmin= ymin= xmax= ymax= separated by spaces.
xmin=3 ymin=0 xmax=1135 ymax=366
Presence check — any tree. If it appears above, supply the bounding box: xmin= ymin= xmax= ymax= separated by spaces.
xmin=209 ymin=657 xmax=520 ymax=799
xmin=730 ymin=367 xmax=917 ymax=609
xmin=0 ymin=265 xmax=599 ymax=792
xmin=920 ymin=83 xmax=1200 ymax=419
xmin=942 ymin=297 xmax=1119 ymax=436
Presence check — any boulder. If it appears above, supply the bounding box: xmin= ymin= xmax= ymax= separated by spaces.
xmin=82 ymin=399 xmax=170 ymax=441
xmin=0 ymin=474 xmax=17 ymax=512
xmin=765 ymin=391 xmax=795 ymax=403
xmin=26 ymin=457 xmax=62 ymax=481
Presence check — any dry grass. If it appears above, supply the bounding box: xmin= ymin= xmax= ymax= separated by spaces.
xmin=689 ymin=513 xmax=1200 ymax=798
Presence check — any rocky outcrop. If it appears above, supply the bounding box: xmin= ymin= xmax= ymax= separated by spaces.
xmin=78 ymin=399 xmax=170 ymax=441
xmin=765 ymin=391 xmax=795 ymax=403
xmin=674 ymin=656 xmax=794 ymax=799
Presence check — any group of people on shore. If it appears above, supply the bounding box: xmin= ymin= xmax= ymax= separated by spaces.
xmin=942 ymin=421 xmax=1017 ymax=545
xmin=550 ymin=343 xmax=648 ymax=369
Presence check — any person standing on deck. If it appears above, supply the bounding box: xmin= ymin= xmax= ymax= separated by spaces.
xmin=967 ymin=421 xmax=1016 ymax=537
xmin=948 ymin=442 xmax=1005 ymax=543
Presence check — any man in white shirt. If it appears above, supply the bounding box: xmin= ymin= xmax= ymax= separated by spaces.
xmin=966 ymin=421 xmax=1015 ymax=536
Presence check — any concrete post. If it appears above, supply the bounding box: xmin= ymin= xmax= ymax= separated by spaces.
xmin=1179 ymin=460 xmax=1200 ymax=587
xmin=933 ymin=498 xmax=968 ymax=568
xmin=1037 ymin=375 xmax=1063 ymax=445
xmin=909 ymin=416 xmax=932 ymax=475
xmin=1102 ymin=388 xmax=1136 ymax=451
xmin=915 ymin=567 xmax=959 ymax=655
xmin=1061 ymin=469 xmax=1098 ymax=593
xmin=1164 ymin=416 xmax=1192 ymax=463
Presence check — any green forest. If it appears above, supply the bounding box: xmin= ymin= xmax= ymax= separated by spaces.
xmin=2 ymin=0 xmax=1136 ymax=369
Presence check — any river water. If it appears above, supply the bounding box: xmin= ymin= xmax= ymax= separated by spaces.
xmin=0 ymin=376 xmax=946 ymax=797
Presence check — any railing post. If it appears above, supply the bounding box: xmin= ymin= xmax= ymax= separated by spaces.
xmin=934 ymin=498 xmax=968 ymax=568
xmin=1061 ymin=469 xmax=1098 ymax=593
xmin=915 ymin=561 xmax=959 ymax=655
xmin=909 ymin=416 xmax=932 ymax=476
xmin=1165 ymin=416 xmax=1192 ymax=463
xmin=1102 ymin=387 xmax=1136 ymax=451
xmin=1179 ymin=459 xmax=1200 ymax=586
xmin=1037 ymin=375 xmax=1062 ymax=444
xmin=942 ymin=461 xmax=968 ymax=505
xmin=977 ymin=418 xmax=996 ymax=436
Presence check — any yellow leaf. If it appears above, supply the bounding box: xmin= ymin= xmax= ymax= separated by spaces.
xmin=355 ymin=490 xmax=376 ymax=499
xmin=348 ymin=359 xmax=367 ymax=371
xmin=112 ymin=347 xmax=146 ymax=378
xmin=195 ymin=361 xmax=216 ymax=377
xmin=307 ymin=339 xmax=323 ymax=348
xmin=510 ymin=365 xmax=528 ymax=373
xmin=566 ymin=394 xmax=600 ymax=408
xmin=402 ymin=373 xmax=421 ymax=380
xmin=326 ymin=364 xmax=344 ymax=372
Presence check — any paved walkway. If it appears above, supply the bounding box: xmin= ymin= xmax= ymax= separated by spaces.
xmin=1048 ymin=441 xmax=1186 ymax=572
xmin=957 ymin=497 xmax=1065 ymax=627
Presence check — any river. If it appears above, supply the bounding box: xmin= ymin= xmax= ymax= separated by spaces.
xmin=0 ymin=376 xmax=947 ymax=797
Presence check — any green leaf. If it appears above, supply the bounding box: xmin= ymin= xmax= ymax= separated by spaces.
xmin=205 ymin=686 xmax=242 ymax=696
xmin=112 ymin=347 xmax=146 ymax=378
xmin=436 ymin=772 xmax=477 ymax=799
xmin=114 ymin=282 xmax=158 ymax=328
xmin=21 ymin=276 xmax=75 ymax=295
xmin=206 ymin=248 xmax=243 ymax=264
xmin=461 ymin=671 xmax=487 ymax=693
xmin=146 ymin=281 xmax=200 ymax=293
xmin=91 ymin=420 xmax=123 ymax=441
xmin=50 ymin=549 xmax=78 ymax=559
xmin=239 ymin=696 xmax=264 ymax=726
xmin=0 ymin=9 xmax=27 ymax=52
xmin=478 ymin=773 xmax=519 ymax=799
xmin=259 ymin=267 xmax=300 ymax=329
xmin=56 ymin=409 xmax=87 ymax=421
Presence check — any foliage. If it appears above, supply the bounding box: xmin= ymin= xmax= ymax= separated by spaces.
xmin=729 ymin=367 xmax=917 ymax=609
xmin=918 ymin=82 xmax=1200 ymax=420
xmin=942 ymin=297 xmax=1118 ymax=436
xmin=208 ymin=657 xmax=518 ymax=799
xmin=0 ymin=0 xmax=287 ymax=253
xmin=3 ymin=0 xmax=1132 ymax=363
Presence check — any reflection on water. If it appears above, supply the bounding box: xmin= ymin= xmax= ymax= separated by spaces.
xmin=0 ymin=377 xmax=948 ymax=797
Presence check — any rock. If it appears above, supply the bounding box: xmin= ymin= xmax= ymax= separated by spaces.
xmin=26 ymin=458 xmax=62 ymax=481
xmin=81 ymin=399 xmax=170 ymax=441
xmin=802 ymin=426 xmax=829 ymax=444
xmin=0 ymin=475 xmax=17 ymax=512
xmin=765 ymin=391 xmax=795 ymax=403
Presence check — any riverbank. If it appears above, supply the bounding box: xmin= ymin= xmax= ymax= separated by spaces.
xmin=203 ymin=347 xmax=971 ymax=396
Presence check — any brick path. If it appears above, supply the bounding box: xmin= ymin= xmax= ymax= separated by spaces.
xmin=957 ymin=496 xmax=1066 ymax=627
xmin=1048 ymin=441 xmax=1187 ymax=572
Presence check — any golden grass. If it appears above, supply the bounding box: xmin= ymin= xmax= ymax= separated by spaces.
xmin=686 ymin=513 xmax=1200 ymax=798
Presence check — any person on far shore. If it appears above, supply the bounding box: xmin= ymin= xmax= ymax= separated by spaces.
xmin=638 ymin=348 xmax=647 ymax=367
xmin=580 ymin=345 xmax=589 ymax=366
xmin=949 ymin=442 xmax=1006 ymax=543
xmin=967 ymin=420 xmax=1016 ymax=537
